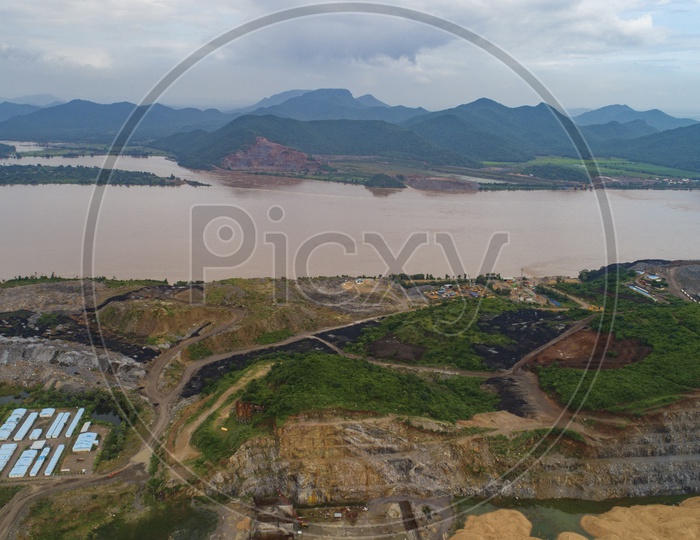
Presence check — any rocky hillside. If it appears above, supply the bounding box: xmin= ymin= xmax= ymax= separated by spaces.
xmin=0 ymin=335 xmax=145 ymax=390
xmin=221 ymin=137 xmax=325 ymax=174
xmin=207 ymin=400 xmax=700 ymax=504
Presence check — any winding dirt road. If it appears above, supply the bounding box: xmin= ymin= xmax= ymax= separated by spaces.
xmin=0 ymin=302 xmax=596 ymax=535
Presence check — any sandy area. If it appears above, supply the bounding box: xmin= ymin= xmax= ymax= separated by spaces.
xmin=456 ymin=411 xmax=552 ymax=436
xmin=449 ymin=497 xmax=700 ymax=540
xmin=449 ymin=509 xmax=555 ymax=540
xmin=581 ymin=496 xmax=700 ymax=539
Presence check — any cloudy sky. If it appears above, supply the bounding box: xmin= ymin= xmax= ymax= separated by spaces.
xmin=2 ymin=0 xmax=700 ymax=116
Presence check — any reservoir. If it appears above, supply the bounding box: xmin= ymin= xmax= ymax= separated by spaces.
xmin=1 ymin=153 xmax=699 ymax=282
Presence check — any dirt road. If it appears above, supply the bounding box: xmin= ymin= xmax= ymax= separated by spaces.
xmin=170 ymin=363 xmax=273 ymax=463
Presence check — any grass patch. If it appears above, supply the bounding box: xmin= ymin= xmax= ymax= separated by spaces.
xmin=0 ymin=486 xmax=21 ymax=509
xmin=24 ymin=483 xmax=139 ymax=540
xmin=93 ymin=499 xmax=218 ymax=540
xmin=346 ymin=298 xmax=518 ymax=370
xmin=538 ymin=302 xmax=700 ymax=412
xmin=485 ymin=156 xmax=700 ymax=180
xmin=0 ymin=275 xmax=72 ymax=289
xmin=256 ymin=328 xmax=294 ymax=345
xmin=192 ymin=415 xmax=265 ymax=465
xmin=241 ymin=353 xmax=498 ymax=424
xmin=187 ymin=342 xmax=213 ymax=361
xmin=487 ymin=428 xmax=584 ymax=461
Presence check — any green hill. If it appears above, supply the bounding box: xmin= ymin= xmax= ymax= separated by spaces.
xmin=152 ymin=114 xmax=475 ymax=168
xmin=601 ymin=123 xmax=700 ymax=172
xmin=0 ymin=99 xmax=236 ymax=143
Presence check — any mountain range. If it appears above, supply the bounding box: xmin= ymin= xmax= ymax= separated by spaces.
xmin=1 ymin=88 xmax=698 ymax=173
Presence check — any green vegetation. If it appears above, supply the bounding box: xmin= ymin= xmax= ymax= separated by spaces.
xmin=538 ymin=302 xmax=700 ymax=412
xmin=364 ymin=173 xmax=406 ymax=188
xmin=0 ymin=274 xmax=73 ymax=289
xmin=554 ymin=267 xmax=645 ymax=309
xmin=93 ymin=499 xmax=218 ymax=540
xmin=0 ymin=164 xmax=184 ymax=186
xmin=0 ymin=142 xmax=16 ymax=158
xmin=152 ymin=114 xmax=472 ymax=169
xmin=92 ymin=277 xmax=169 ymax=289
xmin=25 ymin=484 xmax=140 ymax=540
xmin=192 ymin=353 xmax=497 ymax=465
xmin=0 ymin=486 xmax=21 ymax=509
xmin=534 ymin=285 xmax=579 ymax=309
xmin=487 ymin=428 xmax=584 ymax=460
xmin=25 ymin=481 xmax=216 ymax=540
xmin=347 ymin=298 xmax=517 ymax=370
xmin=522 ymin=164 xmax=589 ymax=183
xmin=241 ymin=353 xmax=497 ymax=423
xmin=192 ymin=414 xmax=266 ymax=464
xmin=187 ymin=342 xmax=213 ymax=361
xmin=486 ymin=156 xmax=700 ymax=180
xmin=256 ymin=328 xmax=294 ymax=345
xmin=0 ymin=275 xmax=169 ymax=290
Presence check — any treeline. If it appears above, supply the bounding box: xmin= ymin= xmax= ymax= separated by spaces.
xmin=0 ymin=164 xmax=180 ymax=186
xmin=0 ymin=142 xmax=15 ymax=158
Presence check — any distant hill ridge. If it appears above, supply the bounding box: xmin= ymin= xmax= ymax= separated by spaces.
xmin=1 ymin=90 xmax=700 ymax=172
xmin=574 ymin=104 xmax=697 ymax=131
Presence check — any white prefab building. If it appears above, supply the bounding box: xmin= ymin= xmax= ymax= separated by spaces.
xmin=8 ymin=449 xmax=38 ymax=478
xmin=44 ymin=444 xmax=65 ymax=476
xmin=64 ymin=408 xmax=84 ymax=438
xmin=72 ymin=432 xmax=99 ymax=452
xmin=30 ymin=440 xmax=46 ymax=450
xmin=13 ymin=412 xmax=38 ymax=441
xmin=0 ymin=443 xmax=17 ymax=472
xmin=29 ymin=447 xmax=51 ymax=477
xmin=46 ymin=412 xmax=71 ymax=439
xmin=39 ymin=408 xmax=55 ymax=418
xmin=0 ymin=409 xmax=27 ymax=441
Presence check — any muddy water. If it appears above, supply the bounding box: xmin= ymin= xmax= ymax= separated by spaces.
xmin=1 ymin=154 xmax=699 ymax=282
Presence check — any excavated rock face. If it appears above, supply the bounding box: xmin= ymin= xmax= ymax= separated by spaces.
xmin=212 ymin=402 xmax=700 ymax=504
xmin=221 ymin=137 xmax=325 ymax=174
xmin=0 ymin=335 xmax=145 ymax=389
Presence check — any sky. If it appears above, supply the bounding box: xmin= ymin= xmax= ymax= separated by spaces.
xmin=1 ymin=0 xmax=700 ymax=117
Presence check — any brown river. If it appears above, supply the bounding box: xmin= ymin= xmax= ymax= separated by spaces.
xmin=1 ymin=152 xmax=698 ymax=282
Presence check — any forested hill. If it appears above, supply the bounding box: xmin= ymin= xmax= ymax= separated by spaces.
xmin=150 ymin=114 xmax=476 ymax=169
xmin=0 ymin=100 xmax=236 ymax=143
xmin=2 ymin=90 xmax=700 ymax=173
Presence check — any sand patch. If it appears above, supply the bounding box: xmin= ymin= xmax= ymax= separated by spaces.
xmin=581 ymin=496 xmax=700 ymax=540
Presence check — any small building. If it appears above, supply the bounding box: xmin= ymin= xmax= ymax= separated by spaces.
xmin=72 ymin=432 xmax=99 ymax=452
xmin=30 ymin=440 xmax=46 ymax=450
xmin=29 ymin=428 xmax=43 ymax=441
xmin=39 ymin=408 xmax=56 ymax=419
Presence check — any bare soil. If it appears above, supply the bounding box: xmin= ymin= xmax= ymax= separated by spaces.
xmin=368 ymin=334 xmax=425 ymax=363
xmin=530 ymin=329 xmax=651 ymax=370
